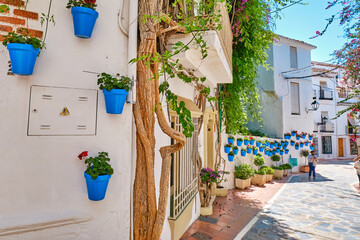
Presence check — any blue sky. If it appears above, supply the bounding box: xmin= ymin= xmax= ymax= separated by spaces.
xmin=274 ymin=0 xmax=347 ymax=62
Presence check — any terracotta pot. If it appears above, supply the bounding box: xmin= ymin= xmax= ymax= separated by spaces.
xmin=300 ymin=166 xmax=310 ymax=172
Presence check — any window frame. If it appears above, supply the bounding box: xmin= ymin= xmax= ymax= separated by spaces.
xmin=290 ymin=82 xmax=301 ymax=115
xmin=322 ymin=136 xmax=332 ymax=154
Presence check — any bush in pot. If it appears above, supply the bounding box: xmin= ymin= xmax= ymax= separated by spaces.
xmin=234 ymin=164 xmax=254 ymax=190
xmin=67 ymin=0 xmax=99 ymax=38
xmin=280 ymin=163 xmax=292 ymax=176
xmin=78 ymin=151 xmax=114 ymax=201
xmin=254 ymin=154 xmax=265 ymax=170
xmin=98 ymin=72 xmax=132 ymax=114
xmin=199 ymin=168 xmax=221 ymax=207
xmin=300 ymin=149 xmax=310 ymax=172
xmin=261 ymin=166 xmax=274 ymax=182
xmin=2 ymin=29 xmax=44 ymax=75
xmin=271 ymin=154 xmax=283 ymax=179
xmin=252 ymin=168 xmax=267 ymax=186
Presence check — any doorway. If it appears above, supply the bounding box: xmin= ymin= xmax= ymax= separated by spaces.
xmin=338 ymin=138 xmax=344 ymax=157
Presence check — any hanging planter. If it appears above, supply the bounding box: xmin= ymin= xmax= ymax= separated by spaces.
xmin=310 ymin=144 xmax=315 ymax=150
xmin=290 ymin=141 xmax=295 ymax=146
xmin=233 ymin=146 xmax=239 ymax=155
xmin=284 ymin=133 xmax=291 ymax=140
xmin=237 ymin=138 xmax=243 ymax=146
xmin=300 ymin=142 xmax=304 ymax=148
xmin=67 ymin=1 xmax=99 ymax=39
xmin=224 ymin=144 xmax=231 ymax=153
xmin=259 ymin=147 xmax=264 ymax=152
xmin=228 ymin=151 xmax=235 ymax=162
xmin=256 ymin=141 xmax=261 ymax=147
xmin=291 ymin=130 xmax=297 ymax=137
xmin=78 ymin=151 xmax=114 ymax=201
xmin=246 ymin=146 xmax=252 ymax=154
xmin=97 ymin=72 xmax=132 ymax=114
xmin=285 ymin=149 xmax=289 ymax=154
xmin=295 ymin=143 xmax=300 ymax=150
xmin=308 ymin=134 xmax=314 ymax=141
xmin=228 ymin=136 xmax=235 ymax=144
xmin=244 ymin=138 xmax=250 ymax=146
xmin=240 ymin=149 xmax=246 ymax=157
xmin=249 ymin=137 xmax=255 ymax=145
xmin=2 ymin=30 xmax=43 ymax=75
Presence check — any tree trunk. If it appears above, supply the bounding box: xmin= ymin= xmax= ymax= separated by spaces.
xmin=133 ymin=0 xmax=186 ymax=239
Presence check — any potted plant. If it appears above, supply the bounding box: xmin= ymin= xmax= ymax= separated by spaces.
xmin=291 ymin=130 xmax=297 ymax=136
xmin=232 ymin=146 xmax=239 ymax=155
xmin=285 ymin=149 xmax=289 ymax=154
xmin=284 ymin=132 xmax=291 ymax=140
xmin=308 ymin=134 xmax=314 ymax=141
xmin=224 ymin=143 xmax=232 ymax=153
xmin=271 ymin=155 xmax=283 ymax=179
xmin=228 ymin=135 xmax=235 ymax=144
xmin=253 ymin=153 xmax=265 ymax=170
xmin=296 ymin=134 xmax=301 ymax=140
xmin=244 ymin=137 xmax=250 ymax=145
xmin=300 ymin=141 xmax=304 ymax=148
xmin=280 ymin=163 xmax=292 ymax=176
xmin=290 ymin=140 xmax=295 ymax=146
xmin=261 ymin=166 xmax=274 ymax=182
xmin=301 ymin=132 xmax=307 ymax=139
xmin=280 ymin=149 xmax=284 ymax=156
xmin=259 ymin=145 xmax=265 ymax=152
xmin=252 ymin=146 xmax=259 ymax=155
xmin=251 ymin=168 xmax=267 ymax=186
xmin=300 ymin=149 xmax=310 ymax=172
xmin=281 ymin=141 xmax=285 ymax=147
xmin=295 ymin=142 xmax=300 ymax=150
xmin=67 ymin=0 xmax=99 ymax=38
xmin=270 ymin=142 xmax=274 ymax=148
xmin=249 ymin=136 xmax=255 ymax=145
xmin=2 ymin=29 xmax=43 ymax=75
xmin=97 ymin=72 xmax=132 ymax=114
xmin=274 ymin=141 xmax=280 ymax=147
xmin=228 ymin=151 xmax=235 ymax=162
xmin=78 ymin=151 xmax=114 ymax=201
xmin=310 ymin=143 xmax=315 ymax=150
xmin=256 ymin=140 xmax=261 ymax=147
xmin=246 ymin=145 xmax=252 ymax=154
xmin=241 ymin=147 xmax=247 ymax=157
xmin=305 ymin=140 xmax=310 ymax=146
xmin=265 ymin=140 xmax=270 ymax=147
xmin=237 ymin=137 xmax=243 ymax=146
xmin=199 ymin=168 xmax=221 ymax=214
xmin=234 ymin=164 xmax=254 ymax=190
xmin=284 ymin=141 xmax=289 ymax=147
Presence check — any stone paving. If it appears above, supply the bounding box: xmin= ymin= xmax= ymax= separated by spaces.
xmin=243 ymin=160 xmax=360 ymax=240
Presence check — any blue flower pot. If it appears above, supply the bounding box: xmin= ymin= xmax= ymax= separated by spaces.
xmin=247 ymin=148 xmax=252 ymax=154
xmin=71 ymin=7 xmax=99 ymax=38
xmin=250 ymin=140 xmax=255 ymax=145
xmin=237 ymin=140 xmax=243 ymax=146
xmin=291 ymin=142 xmax=295 ymax=146
xmin=276 ymin=149 xmax=280 ymax=153
xmin=253 ymin=149 xmax=258 ymax=155
xmin=265 ymin=151 xmax=269 ymax=155
xmin=281 ymin=142 xmax=285 ymax=147
xmin=300 ymin=143 xmax=304 ymax=148
xmin=266 ymin=142 xmax=270 ymax=147
xmin=285 ymin=142 xmax=289 ymax=147
xmin=228 ymin=154 xmax=234 ymax=162
xmin=270 ymin=144 xmax=274 ymax=148
xmin=285 ymin=150 xmax=289 ymax=154
xmin=305 ymin=142 xmax=309 ymax=146
xmin=84 ymin=172 xmax=111 ymax=201
xmin=103 ymin=89 xmax=128 ymax=114
xmin=256 ymin=142 xmax=261 ymax=147
xmin=309 ymin=136 xmax=313 ymax=141
xmin=292 ymin=132 xmax=296 ymax=136
xmin=280 ymin=152 xmax=284 ymax=156
xmin=241 ymin=150 xmax=246 ymax=157
xmin=302 ymin=135 xmax=306 ymax=139
xmin=224 ymin=146 xmax=231 ymax=153
xmin=310 ymin=146 xmax=314 ymax=150
xmin=259 ymin=147 xmax=264 ymax=152
xmin=228 ymin=138 xmax=235 ymax=144
xmin=284 ymin=135 xmax=290 ymax=140
xmin=7 ymin=43 xmax=39 ymax=75
xmin=233 ymin=148 xmax=239 ymax=155
xmin=295 ymin=146 xmax=299 ymax=150
xmin=244 ymin=140 xmax=249 ymax=146
xmin=296 ymin=136 xmax=300 ymax=140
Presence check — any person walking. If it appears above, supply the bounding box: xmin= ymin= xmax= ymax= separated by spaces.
xmin=308 ymin=150 xmax=318 ymax=179
xmin=354 ymin=155 xmax=360 ymax=187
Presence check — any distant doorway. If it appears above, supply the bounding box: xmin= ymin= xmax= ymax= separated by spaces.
xmin=338 ymin=138 xmax=344 ymax=157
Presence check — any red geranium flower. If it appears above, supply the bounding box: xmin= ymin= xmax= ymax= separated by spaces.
xmin=78 ymin=151 xmax=88 ymax=160
xmin=84 ymin=0 xmax=96 ymax=3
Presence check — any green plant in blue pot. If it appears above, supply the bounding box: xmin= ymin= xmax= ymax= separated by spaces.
xmin=98 ymin=72 xmax=132 ymax=114
xmin=67 ymin=0 xmax=98 ymax=38
xmin=78 ymin=151 xmax=114 ymax=201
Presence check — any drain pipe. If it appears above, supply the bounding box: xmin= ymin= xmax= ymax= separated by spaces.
xmin=126 ymin=0 xmax=138 ymax=239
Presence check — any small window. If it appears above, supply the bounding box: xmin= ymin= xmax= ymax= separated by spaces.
xmin=322 ymin=136 xmax=332 ymax=154
xmin=290 ymin=46 xmax=298 ymax=68
xmin=291 ymin=82 xmax=300 ymax=115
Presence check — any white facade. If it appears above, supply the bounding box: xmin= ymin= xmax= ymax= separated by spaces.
xmin=312 ymin=61 xmax=357 ymax=159
xmin=0 ymin=1 xmax=232 ymax=240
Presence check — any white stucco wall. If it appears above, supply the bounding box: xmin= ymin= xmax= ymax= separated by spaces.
xmin=0 ymin=1 xmax=133 ymax=239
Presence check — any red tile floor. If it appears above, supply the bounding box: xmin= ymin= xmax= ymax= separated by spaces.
xmin=180 ymin=174 xmax=292 ymax=240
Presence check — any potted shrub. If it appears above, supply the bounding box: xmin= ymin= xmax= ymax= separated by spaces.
xmin=67 ymin=0 xmax=99 ymax=38
xmin=254 ymin=154 xmax=265 ymax=170
xmin=251 ymin=169 xmax=267 ymax=186
xmin=199 ymin=168 xmax=221 ymax=214
xmin=280 ymin=163 xmax=292 ymax=176
xmin=2 ymin=29 xmax=43 ymax=75
xmin=310 ymin=143 xmax=315 ymax=150
xmin=232 ymin=146 xmax=239 ymax=155
xmin=261 ymin=166 xmax=274 ymax=182
xmin=234 ymin=164 xmax=254 ymax=190
xmin=78 ymin=151 xmax=114 ymax=201
xmin=228 ymin=151 xmax=235 ymax=162
xmin=244 ymin=137 xmax=250 ymax=145
xmin=97 ymin=72 xmax=132 ymax=114
xmin=284 ymin=132 xmax=291 ymax=140
xmin=240 ymin=147 xmax=247 ymax=156
xmin=295 ymin=142 xmax=300 ymax=150
xmin=300 ymin=150 xmax=310 ymax=172
xmin=308 ymin=134 xmax=314 ymax=141
xmin=237 ymin=137 xmax=243 ymax=146
xmin=271 ymin=166 xmax=284 ymax=179
xmin=291 ymin=130 xmax=297 ymax=136
xmin=290 ymin=140 xmax=295 ymax=146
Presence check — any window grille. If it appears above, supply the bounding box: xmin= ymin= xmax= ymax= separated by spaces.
xmin=169 ymin=117 xmax=199 ymax=219
xmin=322 ymin=136 xmax=332 ymax=154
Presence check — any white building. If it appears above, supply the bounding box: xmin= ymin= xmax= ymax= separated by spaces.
xmin=312 ymin=61 xmax=358 ymax=159
xmin=0 ymin=1 xmax=232 ymax=240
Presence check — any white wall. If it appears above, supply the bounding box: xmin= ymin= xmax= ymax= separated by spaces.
xmin=0 ymin=1 xmax=132 ymax=239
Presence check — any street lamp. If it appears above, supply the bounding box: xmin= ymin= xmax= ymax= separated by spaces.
xmin=305 ymin=100 xmax=320 ymax=113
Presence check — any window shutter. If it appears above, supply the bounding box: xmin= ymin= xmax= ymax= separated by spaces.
xmin=291 ymin=83 xmax=300 ymax=115
xmin=290 ymin=46 xmax=298 ymax=68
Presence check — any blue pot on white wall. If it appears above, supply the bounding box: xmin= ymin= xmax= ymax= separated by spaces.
xmin=103 ymin=89 xmax=128 ymax=114
xmin=7 ymin=43 xmax=39 ymax=75
xmin=71 ymin=7 xmax=99 ymax=38
xmin=84 ymin=172 xmax=111 ymax=201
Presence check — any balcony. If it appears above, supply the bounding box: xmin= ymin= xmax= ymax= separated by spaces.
xmin=319 ymin=89 xmax=333 ymax=100
xmin=320 ymin=123 xmax=334 ymax=133
xmin=166 ymin=2 xmax=233 ymax=87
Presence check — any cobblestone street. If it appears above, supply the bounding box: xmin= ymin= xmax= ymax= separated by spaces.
xmin=243 ymin=160 xmax=360 ymax=240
